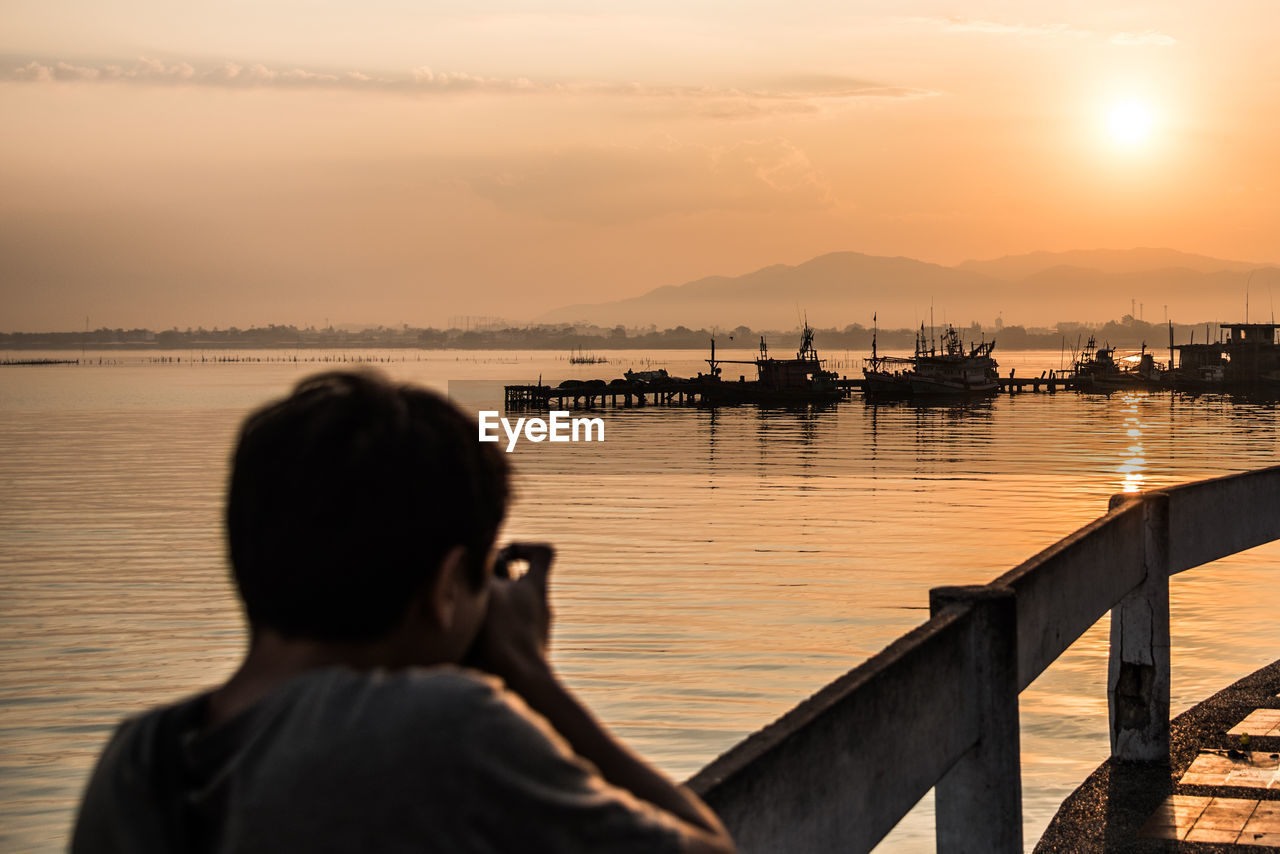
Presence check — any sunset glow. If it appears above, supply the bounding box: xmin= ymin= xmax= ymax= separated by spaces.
xmin=5 ymin=7 xmax=1280 ymax=854
xmin=0 ymin=3 xmax=1277 ymax=330
xmin=1108 ymin=100 xmax=1155 ymax=148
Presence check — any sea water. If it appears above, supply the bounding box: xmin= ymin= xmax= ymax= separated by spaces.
xmin=1 ymin=348 xmax=1277 ymax=851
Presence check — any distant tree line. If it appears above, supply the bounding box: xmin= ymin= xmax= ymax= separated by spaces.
xmin=0 ymin=316 xmax=1226 ymax=352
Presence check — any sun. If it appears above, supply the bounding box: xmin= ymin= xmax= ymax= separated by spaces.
xmin=1107 ymin=100 xmax=1154 ymax=147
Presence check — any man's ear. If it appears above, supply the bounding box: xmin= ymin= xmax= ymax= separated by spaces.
xmin=426 ymin=545 xmax=469 ymax=632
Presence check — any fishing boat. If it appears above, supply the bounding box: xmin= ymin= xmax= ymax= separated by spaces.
xmin=1070 ymin=336 xmax=1165 ymax=391
xmin=1068 ymin=336 xmax=1122 ymax=390
xmin=907 ymin=324 xmax=999 ymax=395
xmin=1171 ymin=348 xmax=1225 ymax=389
xmin=700 ymin=321 xmax=844 ymax=405
xmin=862 ymin=356 xmax=915 ymax=394
xmin=862 ymin=320 xmax=998 ymax=396
xmin=1093 ymin=346 xmax=1165 ymax=390
xmin=622 ymin=368 xmax=670 ymax=383
xmin=862 ymin=314 xmax=914 ymax=395
xmin=1170 ymin=324 xmax=1226 ymax=390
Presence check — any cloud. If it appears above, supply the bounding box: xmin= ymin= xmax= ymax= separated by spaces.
xmin=466 ymin=139 xmax=834 ymax=224
xmin=0 ymin=57 xmax=933 ymax=112
xmin=0 ymin=56 xmax=520 ymax=92
xmin=411 ymin=66 xmax=538 ymax=92
xmin=934 ymin=18 xmax=1076 ymax=38
xmin=589 ymin=79 xmax=932 ymax=101
xmin=582 ymin=78 xmax=937 ymax=119
xmin=11 ymin=60 xmax=103 ymax=81
xmin=1111 ymin=31 xmax=1178 ymax=47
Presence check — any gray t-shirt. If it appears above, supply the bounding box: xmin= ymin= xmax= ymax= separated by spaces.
xmin=72 ymin=666 xmax=683 ymax=853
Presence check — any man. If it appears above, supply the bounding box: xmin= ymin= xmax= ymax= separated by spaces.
xmin=73 ymin=371 xmax=735 ymax=853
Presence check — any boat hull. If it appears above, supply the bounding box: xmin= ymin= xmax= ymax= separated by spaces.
xmin=908 ymin=376 xmax=997 ymax=395
xmin=861 ymin=370 xmax=912 ymax=395
xmin=697 ymin=379 xmax=845 ymax=406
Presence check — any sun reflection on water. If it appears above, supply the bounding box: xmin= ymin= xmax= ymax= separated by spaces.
xmin=1118 ymin=394 xmax=1147 ymax=492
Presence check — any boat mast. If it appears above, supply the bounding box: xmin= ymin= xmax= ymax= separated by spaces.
xmin=872 ymin=312 xmax=878 ymax=365
xmin=797 ymin=316 xmax=817 ymax=362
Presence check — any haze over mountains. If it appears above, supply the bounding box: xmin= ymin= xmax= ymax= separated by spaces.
xmin=541 ymin=249 xmax=1278 ymax=331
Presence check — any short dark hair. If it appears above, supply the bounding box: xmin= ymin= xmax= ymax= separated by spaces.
xmin=226 ymin=371 xmax=509 ymax=642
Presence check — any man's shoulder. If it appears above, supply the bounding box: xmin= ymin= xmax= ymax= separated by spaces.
xmin=76 ymin=667 xmax=685 ymax=854
xmin=71 ymin=691 xmax=211 ymax=854
xmin=287 ymin=667 xmax=586 ymax=788
xmin=93 ymin=689 xmax=207 ymax=779
xmin=90 ymin=666 xmax=514 ymax=780
xmin=285 ymin=664 xmax=510 ymax=726
xmin=221 ymin=664 xmax=547 ymax=763
xmin=75 ymin=667 xmax=527 ymax=850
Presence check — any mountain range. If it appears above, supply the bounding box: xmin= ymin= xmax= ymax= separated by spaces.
xmin=540 ymin=249 xmax=1279 ymax=330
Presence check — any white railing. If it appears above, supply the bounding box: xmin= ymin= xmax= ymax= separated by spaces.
xmin=686 ymin=464 xmax=1280 ymax=853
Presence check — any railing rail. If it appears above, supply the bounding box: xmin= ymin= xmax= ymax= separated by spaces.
xmin=687 ymin=464 xmax=1280 ymax=853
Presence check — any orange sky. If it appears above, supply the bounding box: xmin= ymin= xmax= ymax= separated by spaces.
xmin=2 ymin=2 xmax=1278 ymax=330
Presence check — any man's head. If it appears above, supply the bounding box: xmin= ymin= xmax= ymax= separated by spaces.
xmin=226 ymin=371 xmax=509 ymax=645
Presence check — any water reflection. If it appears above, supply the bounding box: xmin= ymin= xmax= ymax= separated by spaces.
xmin=704 ymin=407 xmax=720 ymax=473
xmin=4 ymin=354 xmax=1280 ymax=853
xmin=1118 ymin=393 xmax=1148 ymax=493
xmin=862 ymin=395 xmax=998 ymax=476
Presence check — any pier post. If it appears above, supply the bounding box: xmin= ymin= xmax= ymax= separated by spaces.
xmin=929 ymin=585 xmax=1021 ymax=854
xmin=1106 ymin=493 xmax=1171 ymax=762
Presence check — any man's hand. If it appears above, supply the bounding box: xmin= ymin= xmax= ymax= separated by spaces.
xmin=465 ymin=541 xmax=735 ymax=853
xmin=464 ymin=542 xmax=555 ymax=686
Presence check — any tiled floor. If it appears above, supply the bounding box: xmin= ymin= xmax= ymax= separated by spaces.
xmin=1133 ymin=703 xmax=1280 ymax=846
xmin=1139 ymin=795 xmax=1280 ymax=845
xmin=1229 ymin=709 xmax=1280 ymax=738
xmin=1181 ymin=750 xmax=1280 ymax=789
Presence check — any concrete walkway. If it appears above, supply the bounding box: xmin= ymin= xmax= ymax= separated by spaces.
xmin=1036 ymin=660 xmax=1280 ymax=852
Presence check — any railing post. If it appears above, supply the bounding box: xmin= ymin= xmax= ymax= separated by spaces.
xmin=1107 ymin=492 xmax=1171 ymax=761
xmin=929 ymin=585 xmax=1021 ymax=853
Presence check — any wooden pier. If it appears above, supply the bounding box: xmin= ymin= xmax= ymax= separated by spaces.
xmin=997 ymin=376 xmax=1081 ymax=393
xmin=505 ymin=380 xmax=714 ymax=410
xmin=504 ymin=374 xmax=1082 ymax=409
xmin=0 ymin=358 xmax=80 ymax=366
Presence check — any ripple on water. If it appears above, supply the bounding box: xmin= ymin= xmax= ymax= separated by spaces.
xmin=1 ymin=352 xmax=1278 ymax=852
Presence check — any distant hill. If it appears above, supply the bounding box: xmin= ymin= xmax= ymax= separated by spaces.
xmin=541 ymin=248 xmax=1280 ymax=329
xmin=957 ymin=248 xmax=1260 ymax=281
xmin=542 ymin=252 xmax=1008 ymax=330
